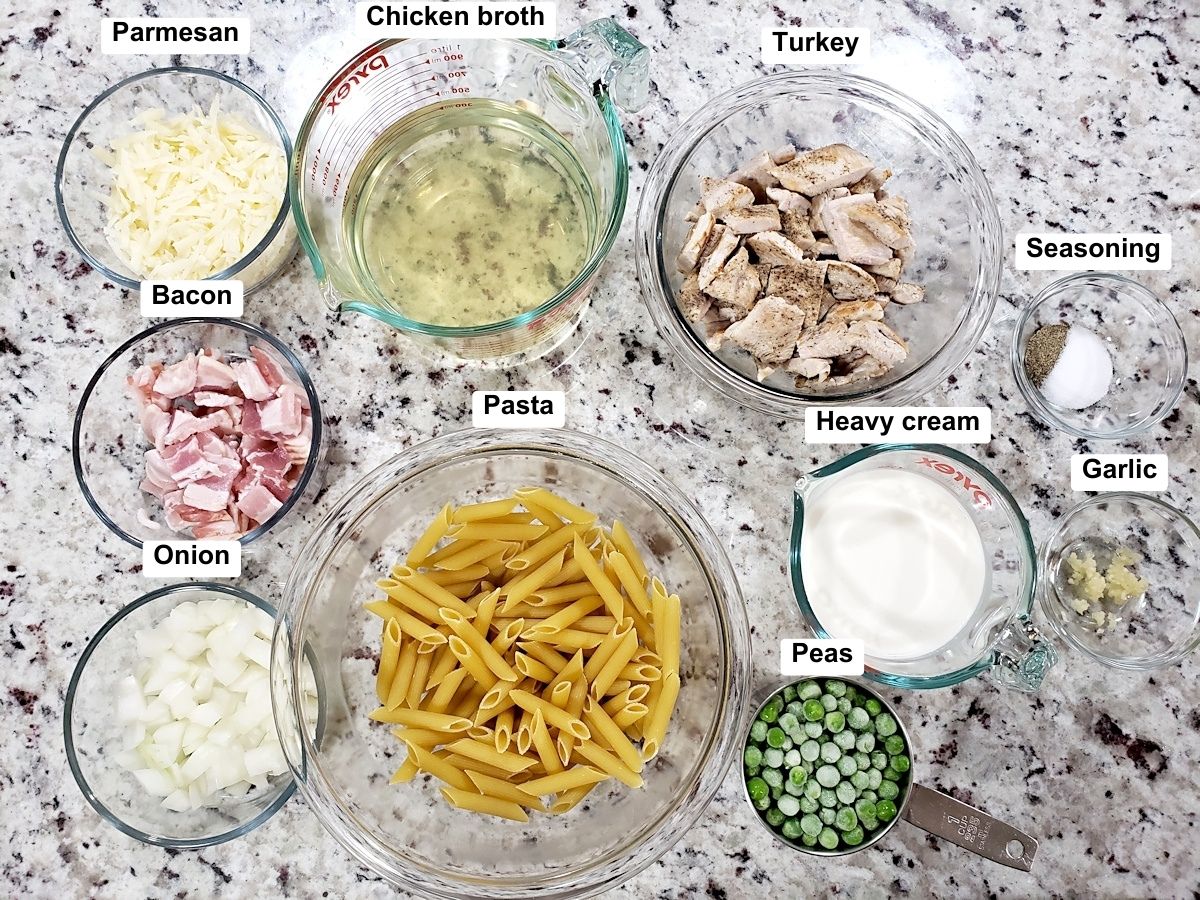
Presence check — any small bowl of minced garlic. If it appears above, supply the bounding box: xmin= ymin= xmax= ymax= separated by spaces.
xmin=1011 ymin=273 xmax=1187 ymax=440
xmin=1038 ymin=493 xmax=1200 ymax=671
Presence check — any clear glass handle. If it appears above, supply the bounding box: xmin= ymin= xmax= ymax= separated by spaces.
xmin=558 ymin=18 xmax=649 ymax=111
xmin=988 ymin=616 xmax=1057 ymax=692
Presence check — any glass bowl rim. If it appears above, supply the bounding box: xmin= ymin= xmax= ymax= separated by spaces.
xmin=54 ymin=65 xmax=294 ymax=290
xmin=740 ymin=677 xmax=914 ymax=857
xmin=1036 ymin=490 xmax=1200 ymax=670
xmin=62 ymin=581 xmax=297 ymax=849
xmin=70 ymin=316 xmax=324 ymax=548
xmin=290 ymin=38 xmax=629 ymax=340
xmin=272 ymin=426 xmax=753 ymax=898
xmin=789 ymin=443 xmax=1038 ymax=689
xmin=1009 ymin=271 xmax=1188 ymax=441
xmin=634 ymin=69 xmax=1004 ymax=416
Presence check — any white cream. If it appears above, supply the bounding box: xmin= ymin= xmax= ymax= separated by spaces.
xmin=799 ymin=468 xmax=986 ymax=660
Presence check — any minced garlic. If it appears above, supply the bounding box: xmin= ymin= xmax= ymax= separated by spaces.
xmin=1064 ymin=546 xmax=1148 ymax=630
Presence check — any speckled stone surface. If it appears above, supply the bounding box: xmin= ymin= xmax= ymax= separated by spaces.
xmin=3 ymin=1 xmax=1199 ymax=897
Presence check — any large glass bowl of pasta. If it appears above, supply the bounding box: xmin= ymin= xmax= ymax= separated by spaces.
xmin=272 ymin=428 xmax=751 ymax=898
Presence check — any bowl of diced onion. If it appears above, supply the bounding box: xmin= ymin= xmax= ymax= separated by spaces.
xmin=55 ymin=67 xmax=297 ymax=294
xmin=63 ymin=583 xmax=322 ymax=848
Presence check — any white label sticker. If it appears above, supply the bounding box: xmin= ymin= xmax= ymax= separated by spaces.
xmin=804 ymin=406 xmax=991 ymax=444
xmin=140 ymin=281 xmax=244 ymax=318
xmin=1071 ymin=454 xmax=1168 ymax=491
xmin=355 ymin=2 xmax=557 ymax=39
xmin=472 ymin=391 xmax=565 ymax=428
xmin=143 ymin=541 xmax=242 ymax=578
xmin=781 ymin=639 xmax=864 ymax=677
xmin=101 ymin=18 xmax=250 ymax=54
xmin=762 ymin=27 xmax=870 ymax=64
xmin=1015 ymin=232 xmax=1170 ymax=270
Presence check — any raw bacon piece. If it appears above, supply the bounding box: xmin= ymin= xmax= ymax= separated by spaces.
xmin=195 ymin=353 xmax=238 ymax=390
xmin=193 ymin=390 xmax=241 ymax=407
xmin=153 ymin=357 xmax=197 ymax=399
xmin=236 ymin=483 xmax=283 ymax=524
xmin=257 ymin=392 xmax=303 ymax=438
xmin=139 ymin=404 xmax=172 ymax=447
xmin=232 ymin=359 xmax=274 ymax=401
xmin=250 ymin=346 xmax=286 ymax=391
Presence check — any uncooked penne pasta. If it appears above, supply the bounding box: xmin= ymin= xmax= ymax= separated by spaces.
xmin=367 ymin=488 xmax=683 ymax=822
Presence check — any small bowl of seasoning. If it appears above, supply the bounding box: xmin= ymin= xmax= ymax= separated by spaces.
xmin=1011 ymin=272 xmax=1187 ymax=440
xmin=1039 ymin=492 xmax=1200 ymax=670
xmin=741 ymin=678 xmax=1039 ymax=870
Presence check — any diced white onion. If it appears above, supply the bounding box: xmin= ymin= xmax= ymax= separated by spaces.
xmin=115 ymin=597 xmax=317 ymax=812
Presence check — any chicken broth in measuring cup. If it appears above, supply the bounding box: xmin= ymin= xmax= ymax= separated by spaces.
xmin=345 ymin=99 xmax=597 ymax=329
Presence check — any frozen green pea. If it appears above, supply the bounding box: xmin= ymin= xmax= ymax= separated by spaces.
xmin=804 ymin=779 xmax=822 ymax=801
xmin=875 ymin=713 xmax=897 ymax=737
xmin=782 ymin=817 xmax=803 ymax=841
xmin=802 ymin=761 xmax=814 ymax=776
xmin=771 ymin=785 xmax=783 ymax=801
xmin=855 ymin=798 xmax=875 ymax=820
xmin=818 ymin=827 xmax=840 ymax=850
xmin=744 ymin=746 xmax=763 ymax=768
xmin=837 ymin=697 xmax=852 ymax=715
xmin=855 ymin=733 xmax=875 ymax=753
xmin=799 ymin=796 xmax=818 ymax=814
xmin=819 ymin=807 xmax=836 ymax=826
xmin=754 ymin=793 xmax=771 ymax=811
xmin=778 ymin=795 xmax=801 ymax=817
xmin=864 ymin=698 xmax=882 ymax=715
xmin=867 ymin=769 xmax=882 ymax=790
xmin=801 ymin=833 xmax=817 ymax=847
xmin=835 ymin=782 xmax=856 ymax=805
xmin=847 ymin=707 xmax=870 ymax=730
xmin=750 ymin=720 xmax=768 ymax=742
xmin=784 ymin=749 xmax=801 ymax=768
xmin=764 ymin=748 xmax=784 ymax=768
xmin=799 ymin=680 xmax=821 ymax=700
xmin=804 ymin=721 xmax=824 ymax=738
xmin=745 ymin=765 xmax=760 ymax=777
xmin=766 ymin=727 xmax=786 ymax=748
xmin=747 ymin=776 xmax=768 ymax=801
xmin=789 ymin=766 xmax=807 ymax=787
xmin=816 ymin=765 xmax=841 ymax=788
xmin=884 ymin=735 xmax=905 ymax=756
xmin=836 ymin=756 xmax=858 ymax=777
xmin=850 ymin=770 xmax=869 ymax=791
xmin=819 ymin=788 xmax=838 ymax=808
xmin=853 ymin=751 xmax=870 ymax=770
xmin=820 ymin=742 xmax=841 ymax=764
xmin=783 ymin=685 xmax=797 ymax=703
xmin=835 ymin=807 xmax=858 ymax=832
xmin=877 ymin=780 xmax=899 ymax=801
xmin=802 ymin=699 xmax=824 ymax=722
xmin=843 ymin=826 xmax=865 ymax=846
xmin=824 ymin=711 xmax=846 ymax=733
xmin=860 ymin=814 xmax=878 ymax=832
xmin=862 ymin=788 xmax=878 ymax=802
xmin=765 ymin=806 xmax=785 ymax=827
xmin=800 ymin=813 xmax=823 ymax=837
xmin=762 ymin=768 xmax=783 ymax=789
xmin=871 ymin=751 xmax=888 ymax=770
xmin=875 ymin=799 xmax=897 ymax=822
xmin=781 ymin=737 xmax=794 ymax=751
xmin=784 ymin=776 xmax=805 ymax=797
xmin=759 ymin=698 xmax=781 ymax=723
xmin=825 ymin=680 xmax=847 ymax=698
xmin=800 ymin=740 xmax=820 ymax=762
xmin=833 ymin=730 xmax=856 ymax=751
xmin=778 ymin=712 xmax=800 ymax=732
xmin=820 ymin=694 xmax=838 ymax=712
xmin=883 ymin=767 xmax=900 ymax=782
xmin=891 ymin=754 xmax=910 ymax=773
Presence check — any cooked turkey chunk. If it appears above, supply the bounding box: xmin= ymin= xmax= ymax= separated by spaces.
xmin=769 ymin=144 xmax=874 ymax=195
xmin=724 ymin=295 xmax=807 ymax=365
xmin=677 ymin=211 xmax=715 ymax=274
xmin=723 ymin=204 xmax=782 ymax=234
xmin=704 ymin=247 xmax=760 ymax=320
xmin=825 ymin=260 xmax=877 ymax=300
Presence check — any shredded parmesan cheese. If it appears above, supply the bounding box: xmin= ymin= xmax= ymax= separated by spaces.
xmin=98 ymin=100 xmax=286 ymax=280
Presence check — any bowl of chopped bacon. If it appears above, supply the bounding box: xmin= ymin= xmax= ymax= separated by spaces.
xmin=72 ymin=319 xmax=323 ymax=547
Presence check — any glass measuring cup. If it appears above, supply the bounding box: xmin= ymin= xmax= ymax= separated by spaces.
xmin=790 ymin=445 xmax=1058 ymax=692
xmin=291 ymin=20 xmax=648 ymax=361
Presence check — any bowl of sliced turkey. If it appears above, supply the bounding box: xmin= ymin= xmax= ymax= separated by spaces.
xmin=635 ymin=71 xmax=1002 ymax=416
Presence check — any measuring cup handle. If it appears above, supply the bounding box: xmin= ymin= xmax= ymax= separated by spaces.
xmin=559 ymin=19 xmax=649 ymax=111
xmin=903 ymin=783 xmax=1039 ymax=871
xmin=987 ymin=615 xmax=1057 ymax=692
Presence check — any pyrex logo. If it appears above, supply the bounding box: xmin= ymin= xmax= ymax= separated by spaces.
xmin=917 ymin=456 xmax=993 ymax=508
xmin=326 ymin=54 xmax=390 ymax=113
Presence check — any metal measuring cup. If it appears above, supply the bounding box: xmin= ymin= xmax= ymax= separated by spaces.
xmin=742 ymin=680 xmax=1038 ymax=871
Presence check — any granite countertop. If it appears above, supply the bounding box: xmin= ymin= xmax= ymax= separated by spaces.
xmin=3 ymin=0 xmax=1198 ymax=897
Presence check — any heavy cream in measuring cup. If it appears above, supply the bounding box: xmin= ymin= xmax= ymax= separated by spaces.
xmin=800 ymin=468 xmax=986 ymax=660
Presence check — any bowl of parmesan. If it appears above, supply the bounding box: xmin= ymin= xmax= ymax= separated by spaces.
xmin=56 ymin=66 xmax=297 ymax=294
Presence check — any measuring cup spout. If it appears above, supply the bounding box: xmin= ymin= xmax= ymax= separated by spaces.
xmin=987 ymin=616 xmax=1057 ymax=692
xmin=558 ymin=18 xmax=650 ymax=111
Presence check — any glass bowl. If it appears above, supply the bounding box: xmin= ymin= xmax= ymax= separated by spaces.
xmin=72 ymin=318 xmax=324 ymax=548
xmin=56 ymin=67 xmax=297 ymax=294
xmin=635 ymin=71 xmax=1002 ymax=417
xmin=1011 ymin=273 xmax=1187 ymax=440
xmin=271 ymin=428 xmax=752 ymax=899
xmin=1039 ymin=492 xmax=1200 ymax=670
xmin=63 ymin=583 xmax=303 ymax=848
